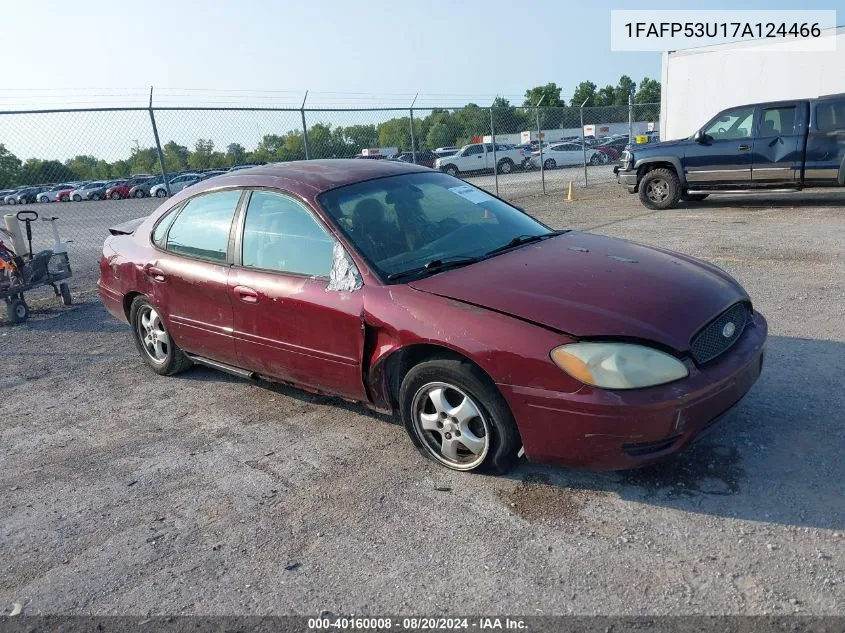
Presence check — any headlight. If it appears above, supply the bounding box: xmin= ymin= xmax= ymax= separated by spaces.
xmin=434 ymin=159 xmax=441 ymax=167
xmin=550 ymin=342 xmax=688 ymax=390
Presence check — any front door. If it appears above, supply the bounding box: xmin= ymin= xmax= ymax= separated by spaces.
xmin=684 ymin=105 xmax=755 ymax=186
xmin=229 ymin=190 xmax=367 ymax=400
xmin=462 ymin=144 xmax=486 ymax=172
xmin=751 ymin=103 xmax=805 ymax=184
xmin=150 ymin=189 xmax=243 ymax=365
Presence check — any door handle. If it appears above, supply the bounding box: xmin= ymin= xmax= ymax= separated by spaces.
xmin=737 ymin=144 xmax=751 ymax=151
xmin=233 ymin=285 xmax=259 ymax=304
xmin=142 ymin=264 xmax=166 ymax=282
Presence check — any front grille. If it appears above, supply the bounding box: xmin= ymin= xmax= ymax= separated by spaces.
xmin=690 ymin=302 xmax=750 ymax=364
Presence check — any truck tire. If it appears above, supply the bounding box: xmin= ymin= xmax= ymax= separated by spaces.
xmin=638 ymin=168 xmax=681 ymax=210
xmin=681 ymin=193 xmax=709 ymax=202
xmin=496 ymin=159 xmax=513 ymax=174
xmin=443 ymin=164 xmax=459 ymax=177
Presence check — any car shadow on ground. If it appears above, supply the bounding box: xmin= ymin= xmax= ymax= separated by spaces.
xmin=503 ymin=335 xmax=845 ymax=531
xmin=680 ymin=192 xmax=845 ymax=210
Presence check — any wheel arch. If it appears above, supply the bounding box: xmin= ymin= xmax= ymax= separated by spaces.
xmin=367 ymin=341 xmax=501 ymax=414
xmin=635 ymin=157 xmax=686 ymax=187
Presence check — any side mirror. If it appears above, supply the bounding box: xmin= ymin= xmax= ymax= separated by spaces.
xmin=694 ymin=130 xmax=707 ymax=144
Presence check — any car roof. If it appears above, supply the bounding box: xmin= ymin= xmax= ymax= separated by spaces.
xmin=209 ymin=159 xmax=428 ymax=193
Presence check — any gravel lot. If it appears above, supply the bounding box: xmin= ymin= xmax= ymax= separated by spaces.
xmin=1 ymin=182 xmax=844 ymax=616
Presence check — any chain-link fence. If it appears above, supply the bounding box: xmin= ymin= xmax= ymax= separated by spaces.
xmin=0 ymin=101 xmax=660 ymax=292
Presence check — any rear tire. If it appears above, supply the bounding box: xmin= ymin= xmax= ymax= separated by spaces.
xmin=134 ymin=189 xmax=145 ymax=198
xmin=59 ymin=283 xmax=72 ymax=306
xmin=110 ymin=191 xmax=121 ymax=200
xmin=496 ymin=159 xmax=513 ymax=174
xmin=129 ymin=296 xmax=193 ymax=376
xmin=72 ymin=194 xmax=81 ymax=202
xmin=92 ymin=193 xmax=101 ymax=201
xmin=7 ymin=298 xmax=29 ymax=323
xmin=399 ymin=357 xmax=521 ymax=474
xmin=638 ymin=168 xmax=681 ymax=210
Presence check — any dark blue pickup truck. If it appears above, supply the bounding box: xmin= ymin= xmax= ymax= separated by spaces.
xmin=614 ymin=94 xmax=845 ymax=209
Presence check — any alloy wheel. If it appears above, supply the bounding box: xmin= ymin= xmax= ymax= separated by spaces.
xmin=411 ymin=381 xmax=490 ymax=470
xmin=646 ymin=178 xmax=669 ymax=203
xmin=136 ymin=305 xmax=169 ymax=364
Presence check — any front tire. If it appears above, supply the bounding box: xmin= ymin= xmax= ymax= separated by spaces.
xmin=59 ymin=282 xmax=72 ymax=306
xmin=91 ymin=193 xmax=101 ymax=201
xmin=71 ymin=194 xmax=81 ymax=202
xmin=638 ymin=167 xmax=681 ymax=210
xmin=134 ymin=189 xmax=145 ymax=198
xmin=399 ymin=357 xmax=521 ymax=474
xmin=129 ymin=296 xmax=192 ymax=376
xmin=155 ymin=188 xmax=167 ymax=198
xmin=543 ymin=158 xmax=556 ymax=170
xmin=110 ymin=191 xmax=121 ymax=200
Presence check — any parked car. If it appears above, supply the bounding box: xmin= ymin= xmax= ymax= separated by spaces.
xmin=14 ymin=186 xmax=47 ymax=204
xmin=36 ymin=183 xmax=76 ymax=203
xmin=434 ymin=146 xmax=458 ymax=154
xmin=434 ymin=143 xmax=528 ymax=176
xmin=105 ymin=175 xmax=154 ymax=200
xmin=393 ymin=151 xmax=439 ymax=168
xmin=0 ymin=188 xmax=23 ymax=204
xmin=228 ymin=162 xmax=267 ymax=172
xmin=128 ymin=176 xmax=165 ymax=199
xmin=72 ymin=180 xmax=124 ymax=201
xmin=528 ymin=142 xmax=605 ymax=169
xmin=615 ymin=94 xmax=845 ymax=209
xmin=56 ymin=186 xmax=77 ymax=202
xmin=149 ymin=173 xmax=202 ymax=198
xmin=199 ymin=170 xmax=228 ymax=181
xmin=98 ymin=159 xmax=766 ymax=473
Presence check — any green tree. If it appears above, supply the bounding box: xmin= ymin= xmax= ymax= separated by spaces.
xmin=18 ymin=159 xmax=79 ymax=185
xmin=226 ymin=143 xmax=246 ymax=165
xmin=614 ymin=75 xmax=637 ymax=105
xmin=595 ymin=85 xmax=616 ymax=107
xmin=425 ymin=121 xmax=456 ymax=149
xmin=0 ymin=143 xmax=22 ymax=188
xmin=340 ymin=124 xmax=378 ymax=151
xmin=635 ymin=77 xmax=661 ymax=104
xmin=523 ymin=83 xmax=564 ymax=107
xmin=187 ymin=139 xmax=222 ymax=170
xmin=570 ymin=81 xmax=597 ymax=107
xmin=64 ymin=155 xmax=99 ymax=180
xmin=378 ymin=117 xmax=412 ymax=151
xmin=164 ymin=141 xmax=190 ymax=172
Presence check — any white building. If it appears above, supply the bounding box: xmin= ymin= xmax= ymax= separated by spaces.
xmin=660 ymin=25 xmax=845 ymax=140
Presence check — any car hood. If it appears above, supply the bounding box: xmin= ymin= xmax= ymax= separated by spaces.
xmin=407 ymin=232 xmax=748 ymax=353
xmin=632 ymin=138 xmax=689 ymax=151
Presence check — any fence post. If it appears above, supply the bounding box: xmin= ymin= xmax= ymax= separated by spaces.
xmin=148 ymin=86 xmax=170 ymax=196
xmin=628 ymin=93 xmax=634 ymax=146
xmin=580 ymin=98 xmax=588 ymax=187
xmin=490 ymin=103 xmax=499 ymax=197
xmin=301 ymin=91 xmax=310 ymax=160
xmin=409 ymin=93 xmax=418 ymax=163
xmin=535 ymin=96 xmax=545 ymax=195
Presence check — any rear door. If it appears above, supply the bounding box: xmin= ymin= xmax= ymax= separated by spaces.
xmin=751 ymin=102 xmax=805 ymax=184
xmin=149 ymin=189 xmax=243 ymax=365
xmin=228 ymin=190 xmax=367 ymax=400
xmin=684 ymin=105 xmax=755 ymax=186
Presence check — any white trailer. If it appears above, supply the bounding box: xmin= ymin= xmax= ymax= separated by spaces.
xmin=660 ymin=25 xmax=845 ymax=141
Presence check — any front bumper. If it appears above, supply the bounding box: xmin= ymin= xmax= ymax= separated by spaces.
xmin=498 ymin=311 xmax=768 ymax=470
xmin=615 ymin=166 xmax=638 ymax=192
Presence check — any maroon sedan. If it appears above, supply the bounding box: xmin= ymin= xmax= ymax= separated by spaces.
xmin=98 ymin=160 xmax=766 ymax=473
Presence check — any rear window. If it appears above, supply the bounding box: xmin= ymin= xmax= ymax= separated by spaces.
xmin=816 ymin=100 xmax=845 ymax=132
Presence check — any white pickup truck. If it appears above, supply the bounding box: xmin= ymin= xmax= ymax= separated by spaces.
xmin=434 ymin=143 xmax=528 ymax=176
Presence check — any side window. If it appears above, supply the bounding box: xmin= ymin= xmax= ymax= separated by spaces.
xmin=165 ymin=190 xmax=241 ymax=262
xmin=816 ymin=100 xmax=845 ymax=132
xmin=151 ymin=204 xmax=182 ymax=247
xmin=760 ymin=106 xmax=796 ymax=136
xmin=464 ymin=145 xmax=483 ymax=156
xmin=704 ymin=106 xmax=755 ymax=140
xmin=241 ymin=191 xmax=334 ymax=277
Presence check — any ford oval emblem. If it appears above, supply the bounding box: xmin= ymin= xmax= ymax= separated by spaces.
xmin=722 ymin=322 xmax=736 ymax=338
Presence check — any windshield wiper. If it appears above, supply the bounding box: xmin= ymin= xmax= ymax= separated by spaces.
xmin=484 ymin=230 xmax=568 ymax=257
xmin=386 ymin=255 xmax=481 ymax=281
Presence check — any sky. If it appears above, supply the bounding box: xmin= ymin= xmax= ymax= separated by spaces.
xmin=1 ymin=0 xmax=838 ymax=110
xmin=0 ymin=0 xmax=839 ymax=162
